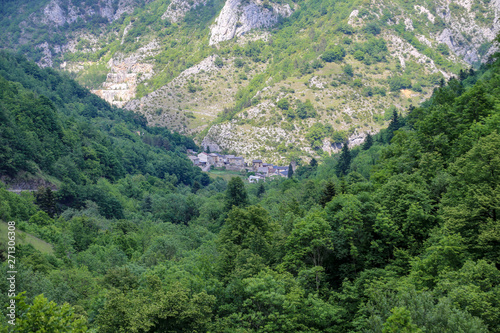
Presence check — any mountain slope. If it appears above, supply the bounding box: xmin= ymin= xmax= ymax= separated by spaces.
xmin=0 ymin=51 xmax=209 ymax=191
xmin=2 ymin=0 xmax=499 ymax=162
xmin=2 ymin=44 xmax=500 ymax=332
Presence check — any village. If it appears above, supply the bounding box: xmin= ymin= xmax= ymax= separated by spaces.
xmin=187 ymin=150 xmax=290 ymax=182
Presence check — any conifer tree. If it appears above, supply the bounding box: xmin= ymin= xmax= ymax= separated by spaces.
xmin=459 ymin=69 xmax=467 ymax=81
xmin=386 ymin=110 xmax=401 ymax=142
xmin=362 ymin=133 xmax=373 ymax=150
xmin=319 ymin=180 xmax=336 ymax=207
xmin=336 ymin=143 xmax=351 ymax=176
xmin=257 ymin=182 xmax=265 ymax=198
xmin=288 ymin=163 xmax=294 ymax=178
xmin=35 ymin=187 xmax=57 ymax=218
xmin=339 ymin=176 xmax=347 ymax=194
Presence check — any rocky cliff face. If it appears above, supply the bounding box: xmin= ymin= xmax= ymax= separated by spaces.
xmin=17 ymin=0 xmax=149 ymax=67
xmin=91 ymin=40 xmax=158 ymax=107
xmin=209 ymin=0 xmax=293 ymax=45
xmin=123 ymin=54 xmax=264 ymax=134
xmin=435 ymin=0 xmax=500 ymax=63
xmin=161 ymin=0 xmax=209 ymax=23
xmin=39 ymin=0 xmax=140 ymax=27
xmin=348 ymin=1 xmax=500 ymax=64
xmin=92 ymin=59 xmax=154 ymax=108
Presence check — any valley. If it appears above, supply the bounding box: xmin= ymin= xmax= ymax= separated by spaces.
xmin=1 ymin=1 xmax=500 ymax=331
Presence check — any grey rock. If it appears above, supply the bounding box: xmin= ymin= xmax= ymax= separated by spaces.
xmin=209 ymin=0 xmax=292 ymax=45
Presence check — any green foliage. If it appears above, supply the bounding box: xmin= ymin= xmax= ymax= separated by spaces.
xmin=388 ymin=75 xmax=412 ymax=91
xmin=296 ymin=99 xmax=317 ymax=119
xmin=225 ymin=177 xmax=249 ymax=210
xmin=362 ymin=288 xmax=487 ymax=333
xmin=435 ymin=260 xmax=500 ymax=329
xmin=343 ymin=64 xmax=354 ymax=77
xmin=352 ymin=38 xmax=388 ymax=63
xmin=364 ymin=22 xmax=381 ymax=36
xmin=282 ymin=211 xmax=333 ymax=291
xmin=257 ymin=182 xmax=266 ymax=197
xmin=321 ymin=45 xmax=346 ymax=62
xmin=436 ymin=43 xmax=450 ymax=56
xmin=336 ymin=143 xmax=351 ymax=176
xmin=97 ymin=278 xmax=215 ymax=333
xmin=442 ymin=132 xmax=500 ymax=262
xmin=337 ymin=23 xmax=354 ymax=35
xmin=34 ymin=187 xmax=57 ymax=218
xmin=2 ymin=292 xmax=87 ymax=332
xmin=382 ymin=307 xmax=422 ymax=333
xmin=0 ymin=187 xmax=37 ymax=222
xmin=363 ymin=133 xmax=373 ymax=150
xmin=306 ymin=123 xmax=326 ymax=149
xmin=319 ymin=180 xmax=336 ymax=207
xmin=214 ymin=56 xmax=224 ymax=68
xmin=234 ymin=58 xmax=245 ymax=68
xmin=331 ymin=130 xmax=348 ymax=143
xmin=277 ymin=98 xmax=290 ymax=110
xmin=0 ymin=51 xmax=205 ymax=187
xmin=288 ymin=163 xmax=294 ymax=178
xmin=214 ymin=269 xmax=343 ymax=332
xmin=75 ymin=63 xmax=108 ymax=89
xmin=217 ymin=205 xmax=274 ymax=279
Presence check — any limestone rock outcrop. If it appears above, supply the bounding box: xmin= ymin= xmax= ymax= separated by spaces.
xmin=209 ymin=0 xmax=292 ymax=45
xmin=429 ymin=0 xmax=500 ymax=63
xmin=40 ymin=0 xmax=140 ymax=26
xmin=161 ymin=0 xmax=209 ymax=23
xmin=92 ymin=46 xmax=156 ymax=107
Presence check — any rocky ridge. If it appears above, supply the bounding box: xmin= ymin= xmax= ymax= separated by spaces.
xmin=209 ymin=0 xmax=293 ymax=45
xmin=21 ymin=0 xmax=149 ymax=67
xmin=38 ymin=0 xmax=141 ymax=27
xmin=434 ymin=0 xmax=500 ymax=63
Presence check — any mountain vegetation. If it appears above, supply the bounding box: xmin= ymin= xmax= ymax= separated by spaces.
xmin=1 ymin=27 xmax=500 ymax=331
xmin=1 ymin=0 xmax=498 ymax=162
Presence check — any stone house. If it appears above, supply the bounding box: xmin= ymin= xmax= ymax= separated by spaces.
xmin=208 ymin=153 xmax=222 ymax=165
xmin=252 ymin=160 xmax=263 ymax=170
xmin=257 ymin=166 xmax=269 ymax=176
xmin=198 ymin=152 xmax=209 ymax=163
xmin=214 ymin=153 xmax=226 ymax=167
xmin=275 ymin=166 xmax=288 ymax=177
xmin=188 ymin=156 xmax=200 ymax=164
xmin=230 ymin=156 xmax=245 ymax=167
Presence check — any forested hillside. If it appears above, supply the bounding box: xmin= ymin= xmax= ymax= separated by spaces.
xmin=0 ymin=49 xmax=209 ymax=198
xmin=1 ymin=0 xmax=498 ymax=162
xmin=1 ymin=36 xmax=500 ymax=331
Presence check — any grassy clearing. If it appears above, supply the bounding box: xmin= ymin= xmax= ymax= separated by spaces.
xmin=207 ymin=169 xmax=246 ymax=182
xmin=0 ymin=221 xmax=54 ymax=254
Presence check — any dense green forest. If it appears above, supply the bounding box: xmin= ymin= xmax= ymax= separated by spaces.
xmin=0 ymin=50 xmax=210 ymax=209
xmin=1 ymin=38 xmax=500 ymax=333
